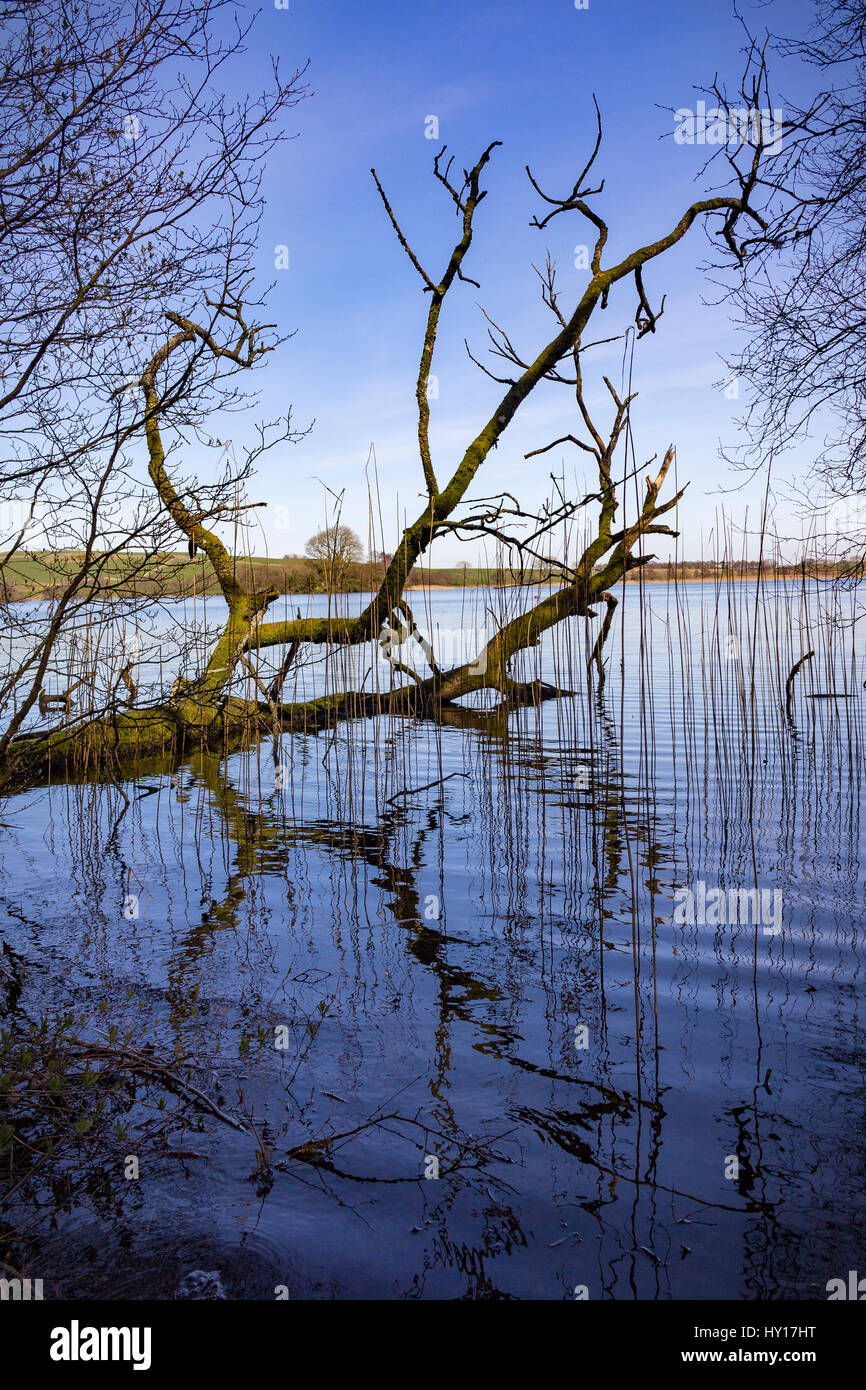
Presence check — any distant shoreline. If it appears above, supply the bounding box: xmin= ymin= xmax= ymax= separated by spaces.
xmin=4 ymin=573 xmax=856 ymax=604
xmin=2 ymin=550 xmax=856 ymax=604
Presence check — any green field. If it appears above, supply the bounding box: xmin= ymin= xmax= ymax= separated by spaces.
xmin=0 ymin=550 xmax=547 ymax=602
xmin=1 ymin=550 xmax=849 ymax=604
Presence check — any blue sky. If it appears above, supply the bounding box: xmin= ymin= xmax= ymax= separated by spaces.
xmin=204 ymin=0 xmax=819 ymax=564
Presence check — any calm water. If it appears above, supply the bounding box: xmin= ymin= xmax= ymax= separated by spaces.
xmin=1 ymin=583 xmax=864 ymax=1299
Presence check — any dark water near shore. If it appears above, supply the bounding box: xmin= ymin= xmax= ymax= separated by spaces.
xmin=1 ymin=583 xmax=865 ymax=1299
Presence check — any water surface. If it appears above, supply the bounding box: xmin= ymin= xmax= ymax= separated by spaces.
xmin=1 ymin=583 xmax=864 ymax=1299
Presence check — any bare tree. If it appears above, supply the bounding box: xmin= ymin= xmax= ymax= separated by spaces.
xmin=0 ymin=0 xmax=308 ymax=762
xmin=707 ymin=4 xmax=866 ymax=552
xmin=305 ymin=525 xmax=364 ymax=591
xmin=2 ymin=75 xmax=807 ymax=781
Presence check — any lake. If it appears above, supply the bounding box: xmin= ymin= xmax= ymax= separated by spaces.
xmin=1 ymin=581 xmax=864 ymax=1298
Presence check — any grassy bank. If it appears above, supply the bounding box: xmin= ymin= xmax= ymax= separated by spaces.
xmin=0 ymin=550 xmax=858 ymax=603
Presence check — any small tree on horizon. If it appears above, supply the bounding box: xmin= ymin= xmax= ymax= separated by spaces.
xmin=304 ymin=525 xmax=364 ymax=591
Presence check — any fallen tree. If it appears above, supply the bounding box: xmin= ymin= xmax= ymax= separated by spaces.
xmin=1 ymin=82 xmax=794 ymax=788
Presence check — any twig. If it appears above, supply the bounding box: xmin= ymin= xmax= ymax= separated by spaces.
xmin=385 ymin=771 xmax=469 ymax=805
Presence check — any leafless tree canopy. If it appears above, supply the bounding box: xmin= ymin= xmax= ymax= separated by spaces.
xmin=0 ymin=0 xmax=308 ymax=761
xmin=0 ymin=5 xmax=836 ymax=785
xmin=710 ymin=3 xmax=866 ymax=508
xmin=305 ymin=526 xmax=364 ymax=562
